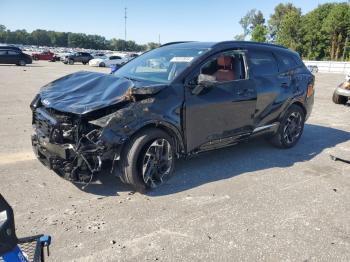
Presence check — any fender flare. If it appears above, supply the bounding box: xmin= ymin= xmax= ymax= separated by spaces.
xmin=127 ymin=120 xmax=185 ymax=156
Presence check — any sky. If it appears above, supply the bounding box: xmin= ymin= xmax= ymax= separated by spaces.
xmin=0 ymin=0 xmax=345 ymax=44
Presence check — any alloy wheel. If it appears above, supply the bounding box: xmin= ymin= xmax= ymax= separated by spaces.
xmin=283 ymin=112 xmax=303 ymax=144
xmin=141 ymin=139 xmax=173 ymax=188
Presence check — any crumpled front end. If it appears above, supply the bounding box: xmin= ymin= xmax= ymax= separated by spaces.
xmin=30 ymin=98 xmax=126 ymax=184
xmin=30 ymin=71 xmax=172 ymax=185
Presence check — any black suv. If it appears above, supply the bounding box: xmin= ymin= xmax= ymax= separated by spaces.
xmin=0 ymin=46 xmax=32 ymax=66
xmin=63 ymin=52 xmax=93 ymax=65
xmin=31 ymin=41 xmax=314 ymax=191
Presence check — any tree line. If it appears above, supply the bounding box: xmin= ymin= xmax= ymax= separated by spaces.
xmin=0 ymin=25 xmax=159 ymax=52
xmin=1 ymin=2 xmax=349 ymax=59
xmin=236 ymin=2 xmax=350 ymax=61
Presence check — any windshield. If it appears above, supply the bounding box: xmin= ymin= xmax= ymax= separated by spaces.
xmin=114 ymin=47 xmax=208 ymax=84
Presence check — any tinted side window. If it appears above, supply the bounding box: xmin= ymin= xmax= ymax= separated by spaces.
xmin=110 ymin=56 xmax=121 ymax=60
xmin=275 ymin=52 xmax=297 ymax=72
xmin=8 ymin=51 xmax=19 ymax=55
xmin=0 ymin=50 xmax=7 ymax=55
xmin=248 ymin=50 xmax=278 ymax=76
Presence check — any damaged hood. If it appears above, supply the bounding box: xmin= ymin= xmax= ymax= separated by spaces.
xmin=39 ymin=71 xmax=165 ymax=115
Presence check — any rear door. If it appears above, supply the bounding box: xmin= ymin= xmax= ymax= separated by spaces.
xmin=75 ymin=52 xmax=83 ymax=62
xmin=0 ymin=50 xmax=9 ymax=64
xmin=246 ymin=49 xmax=284 ymax=126
xmin=7 ymin=50 xmax=21 ymax=64
xmin=108 ymin=56 xmax=122 ymax=66
xmin=184 ymin=50 xmax=257 ymax=152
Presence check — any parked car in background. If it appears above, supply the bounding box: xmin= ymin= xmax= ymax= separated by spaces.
xmin=88 ymin=55 xmax=128 ymax=67
xmin=333 ymin=72 xmax=350 ymax=105
xmin=307 ymin=65 xmax=319 ymax=74
xmin=0 ymin=46 xmax=32 ymax=66
xmin=32 ymin=51 xmax=54 ymax=61
xmin=30 ymin=41 xmax=314 ymax=192
xmin=48 ymin=54 xmax=61 ymax=62
xmin=62 ymin=52 xmax=93 ymax=65
xmin=92 ymin=53 xmax=107 ymax=59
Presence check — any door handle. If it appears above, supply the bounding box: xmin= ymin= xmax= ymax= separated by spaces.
xmin=280 ymin=83 xmax=289 ymax=88
xmin=237 ymin=88 xmax=254 ymax=96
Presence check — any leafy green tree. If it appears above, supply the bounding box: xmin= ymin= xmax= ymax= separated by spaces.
xmin=31 ymin=29 xmax=51 ymax=46
xmin=234 ymin=34 xmax=245 ymax=41
xmin=237 ymin=9 xmax=265 ymax=40
xmin=146 ymin=42 xmax=160 ymax=50
xmin=276 ymin=10 xmax=302 ymax=51
xmin=299 ymin=3 xmax=334 ymax=60
xmin=268 ymin=3 xmax=301 ymax=41
xmin=322 ymin=3 xmax=350 ymax=60
xmin=251 ymin=24 xmax=268 ymax=42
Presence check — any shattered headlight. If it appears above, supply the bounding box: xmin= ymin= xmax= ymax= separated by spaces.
xmin=89 ymin=111 xmax=126 ymax=128
xmin=0 ymin=210 xmax=8 ymax=228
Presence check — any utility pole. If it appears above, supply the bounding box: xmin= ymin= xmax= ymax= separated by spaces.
xmin=124 ymin=7 xmax=127 ymax=51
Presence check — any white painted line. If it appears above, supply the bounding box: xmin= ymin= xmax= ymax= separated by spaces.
xmin=0 ymin=152 xmax=36 ymax=165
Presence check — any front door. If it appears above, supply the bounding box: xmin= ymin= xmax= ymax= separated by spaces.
xmin=184 ymin=50 xmax=257 ymax=152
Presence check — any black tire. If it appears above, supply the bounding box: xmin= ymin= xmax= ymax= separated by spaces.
xmin=17 ymin=60 xmax=26 ymax=66
xmin=68 ymin=59 xmax=74 ymax=65
xmin=120 ymin=128 xmax=175 ymax=192
xmin=269 ymin=105 xmax=305 ymax=149
xmin=332 ymin=92 xmax=348 ymax=105
xmin=82 ymin=61 xmax=87 ymax=65
xmin=99 ymin=62 xmax=105 ymax=67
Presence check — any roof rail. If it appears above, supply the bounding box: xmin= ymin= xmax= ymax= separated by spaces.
xmin=214 ymin=41 xmax=288 ymax=50
xmin=160 ymin=41 xmax=195 ymax=47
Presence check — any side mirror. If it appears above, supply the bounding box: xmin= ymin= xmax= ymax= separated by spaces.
xmin=191 ymin=74 xmax=217 ymax=95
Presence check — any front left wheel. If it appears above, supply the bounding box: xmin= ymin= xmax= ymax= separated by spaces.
xmin=120 ymin=128 xmax=175 ymax=192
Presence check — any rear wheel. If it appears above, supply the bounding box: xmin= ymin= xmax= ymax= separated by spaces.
xmin=99 ymin=62 xmax=105 ymax=67
xmin=82 ymin=61 xmax=87 ymax=65
xmin=269 ymin=105 xmax=305 ymax=149
xmin=120 ymin=128 xmax=175 ymax=192
xmin=68 ymin=59 xmax=74 ymax=65
xmin=18 ymin=60 xmax=26 ymax=66
xmin=332 ymin=92 xmax=348 ymax=105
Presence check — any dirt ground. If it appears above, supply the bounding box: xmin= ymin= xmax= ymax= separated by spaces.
xmin=0 ymin=61 xmax=349 ymax=262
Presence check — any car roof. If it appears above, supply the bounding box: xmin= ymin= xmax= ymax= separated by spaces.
xmin=160 ymin=41 xmax=296 ymax=55
xmin=0 ymin=46 xmax=21 ymax=50
xmin=161 ymin=41 xmax=288 ymax=50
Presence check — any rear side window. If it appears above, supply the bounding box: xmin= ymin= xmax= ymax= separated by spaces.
xmin=248 ymin=50 xmax=278 ymax=76
xmin=275 ymin=52 xmax=298 ymax=72
xmin=0 ymin=50 xmax=7 ymax=55
xmin=110 ymin=56 xmax=121 ymax=60
xmin=8 ymin=51 xmax=19 ymax=55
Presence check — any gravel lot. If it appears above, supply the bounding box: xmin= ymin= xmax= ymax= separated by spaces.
xmin=0 ymin=61 xmax=349 ymax=262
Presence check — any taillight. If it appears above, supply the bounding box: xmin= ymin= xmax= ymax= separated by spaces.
xmin=307 ymin=82 xmax=314 ymax=97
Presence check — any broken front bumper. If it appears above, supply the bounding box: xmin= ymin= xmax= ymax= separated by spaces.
xmin=31 ymin=130 xmax=107 ymax=182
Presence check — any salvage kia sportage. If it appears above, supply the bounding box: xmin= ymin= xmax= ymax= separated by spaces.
xmin=31 ymin=41 xmax=315 ymax=191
